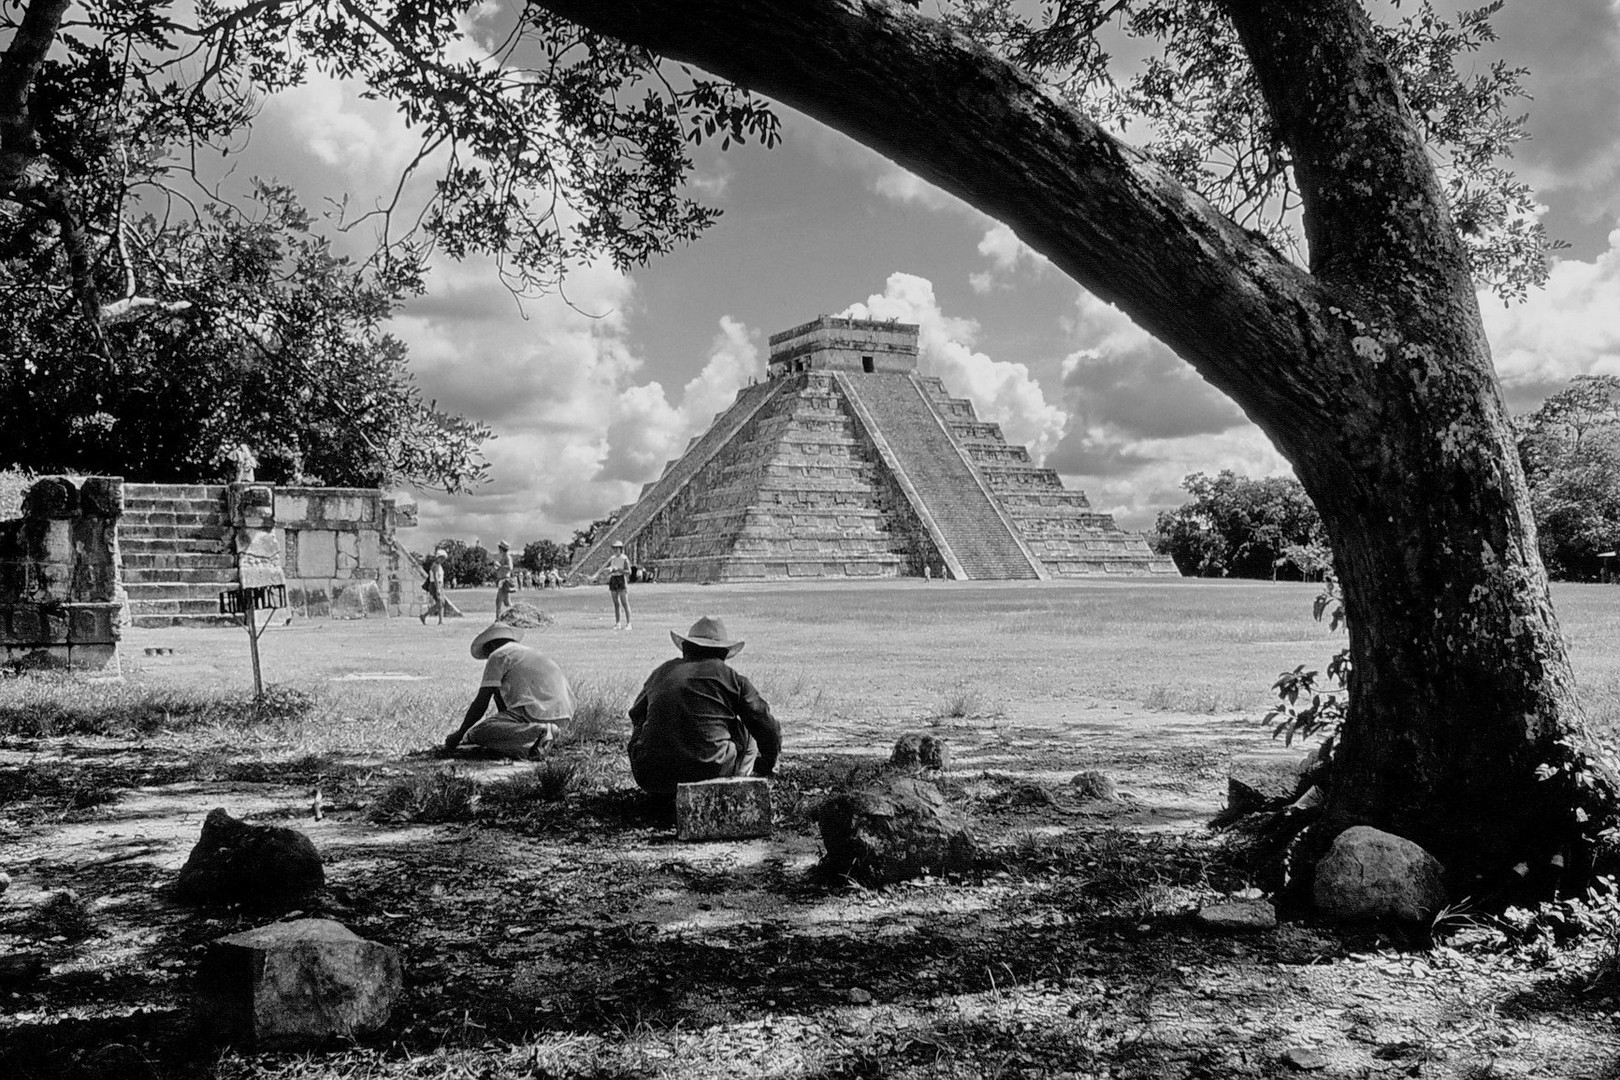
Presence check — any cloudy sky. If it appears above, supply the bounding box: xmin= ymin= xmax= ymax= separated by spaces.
xmin=242 ymin=1 xmax=1620 ymax=549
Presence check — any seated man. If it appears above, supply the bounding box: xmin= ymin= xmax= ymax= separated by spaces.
xmin=628 ymin=616 xmax=780 ymax=795
xmin=444 ymin=624 xmax=575 ymax=759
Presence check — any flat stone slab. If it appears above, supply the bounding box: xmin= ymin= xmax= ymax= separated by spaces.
xmin=1195 ymin=899 xmax=1278 ymax=932
xmin=675 ymin=777 xmax=774 ymax=841
xmin=198 ymin=918 xmax=401 ymax=1047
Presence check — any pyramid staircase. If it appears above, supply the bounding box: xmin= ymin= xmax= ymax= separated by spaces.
xmin=569 ymin=316 xmax=1177 ymax=583
xmin=836 ymin=371 xmax=1044 ymax=580
xmin=119 ymin=484 xmax=238 ymax=627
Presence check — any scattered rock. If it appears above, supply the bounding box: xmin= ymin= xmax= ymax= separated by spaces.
xmin=175 ymin=808 xmax=324 ymax=907
xmin=998 ymin=782 xmax=1058 ymax=808
xmin=499 ymin=601 xmax=555 ymax=628
xmin=890 ymin=732 xmax=950 ymax=771
xmin=846 ymin=987 xmax=873 ymax=1004
xmin=1313 ymin=826 xmax=1447 ymax=923
xmin=675 ymin=777 xmax=774 ymax=841
xmin=198 ymin=918 xmax=401 ymax=1047
xmin=1282 ymin=1046 xmax=1328 ymax=1070
xmin=818 ymin=777 xmax=976 ymax=885
xmin=1195 ymin=899 xmax=1277 ymax=933
xmin=0 ymin=868 xmax=10 ymax=895
xmin=1289 ymin=785 xmax=1325 ymax=811
xmin=1226 ymin=754 xmax=1308 ymax=815
xmin=1069 ymin=771 xmax=1118 ymax=800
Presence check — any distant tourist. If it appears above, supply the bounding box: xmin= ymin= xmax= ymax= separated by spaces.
xmin=443 ymin=624 xmax=575 ymax=759
xmin=420 ymin=549 xmax=448 ymax=625
xmin=626 ymin=617 xmax=780 ymax=796
xmin=589 ymin=540 xmax=633 ymax=630
xmin=494 ymin=540 xmax=515 ymax=618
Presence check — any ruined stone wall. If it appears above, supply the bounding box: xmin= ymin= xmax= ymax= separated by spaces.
xmin=261 ymin=486 xmax=416 ymax=618
xmin=0 ymin=476 xmax=128 ymax=671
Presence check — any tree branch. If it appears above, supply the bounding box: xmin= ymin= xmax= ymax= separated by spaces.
xmin=530 ymin=0 xmax=1347 ymax=437
xmin=0 ymin=0 xmax=72 ymax=192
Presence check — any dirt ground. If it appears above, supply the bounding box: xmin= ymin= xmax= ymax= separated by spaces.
xmin=3 ymin=580 xmax=1620 ymax=1079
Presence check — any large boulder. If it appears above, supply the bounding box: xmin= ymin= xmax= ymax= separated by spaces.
xmin=197 ymin=918 xmax=401 ymax=1047
xmin=818 ymin=777 xmax=975 ymax=884
xmin=1313 ymin=826 xmax=1447 ymax=923
xmin=176 ymin=808 xmax=324 ymax=907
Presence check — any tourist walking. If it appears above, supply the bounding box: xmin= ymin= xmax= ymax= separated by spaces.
xmin=443 ymin=624 xmax=575 ymax=759
xmin=494 ymin=540 xmax=516 ymax=618
xmin=420 ymin=549 xmax=448 ymax=625
xmin=626 ymin=617 xmax=780 ymax=796
xmin=590 ymin=540 xmax=633 ymax=630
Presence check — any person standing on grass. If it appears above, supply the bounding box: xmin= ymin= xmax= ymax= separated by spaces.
xmin=494 ymin=540 xmax=516 ymax=618
xmin=420 ymin=549 xmax=448 ymax=625
xmin=590 ymin=540 xmax=633 ymax=630
xmin=626 ymin=616 xmax=780 ymax=796
xmin=444 ymin=624 xmax=575 ymax=759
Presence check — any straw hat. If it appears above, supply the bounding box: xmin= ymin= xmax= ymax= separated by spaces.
xmin=497 ymin=539 xmax=510 ymax=550
xmin=612 ymin=540 xmax=624 ymax=548
xmin=470 ymin=623 xmax=524 ymax=659
xmin=671 ymin=616 xmax=743 ymax=658
xmin=433 ymin=549 xmax=448 ymax=561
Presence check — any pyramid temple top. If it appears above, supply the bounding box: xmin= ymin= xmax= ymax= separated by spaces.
xmin=766 ymin=316 xmax=920 ymax=379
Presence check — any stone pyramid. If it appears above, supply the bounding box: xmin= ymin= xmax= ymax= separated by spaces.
xmin=571 ymin=317 xmax=1178 ymax=583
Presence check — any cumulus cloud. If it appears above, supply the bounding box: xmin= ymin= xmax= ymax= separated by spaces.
xmin=838 ymin=273 xmax=1069 ymax=462
xmin=1483 ymin=221 xmax=1620 ymax=412
xmin=969 ymin=223 xmax=1053 ymax=293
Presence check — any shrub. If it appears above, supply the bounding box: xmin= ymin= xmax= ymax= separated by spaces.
xmin=368 ymin=768 xmax=480 ymax=824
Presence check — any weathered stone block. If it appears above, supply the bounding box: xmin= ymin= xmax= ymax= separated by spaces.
xmin=675 ymin=777 xmax=774 ymax=841
xmin=1195 ymin=899 xmax=1277 ymax=932
xmin=65 ymin=642 xmax=118 ymax=671
xmin=24 ymin=477 xmax=78 ymax=519
xmin=818 ymin=777 xmax=976 ymax=884
xmin=335 ymin=531 xmax=360 ymax=573
xmin=78 ymin=476 xmax=124 ymax=517
xmin=176 ymin=808 xmax=324 ymax=907
xmin=276 ymin=493 xmax=312 ymax=523
xmin=296 ymin=530 xmax=338 ymax=578
xmin=1226 ymin=753 xmax=1307 ymax=815
xmin=329 ymin=581 xmax=385 ymax=620
xmin=198 ymin=919 xmax=401 ymax=1047
xmin=68 ymin=603 xmax=122 ymax=644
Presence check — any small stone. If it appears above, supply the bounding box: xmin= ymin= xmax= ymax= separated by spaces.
xmin=1195 ymin=899 xmax=1278 ymax=932
xmin=890 ymin=732 xmax=950 ymax=770
xmin=675 ymin=777 xmax=773 ymax=841
xmin=0 ymin=868 xmax=10 ymax=895
xmin=1069 ymin=771 xmax=1118 ymax=800
xmin=846 ymin=987 xmax=873 ymax=1004
xmin=1282 ymin=1046 xmax=1328 ymax=1070
xmin=197 ymin=918 xmax=402 ymax=1047
xmin=176 ymin=808 xmax=324 ymax=907
xmin=1314 ymin=826 xmax=1447 ymax=924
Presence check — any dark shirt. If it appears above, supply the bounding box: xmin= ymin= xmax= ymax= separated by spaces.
xmin=627 ymin=657 xmax=780 ymax=794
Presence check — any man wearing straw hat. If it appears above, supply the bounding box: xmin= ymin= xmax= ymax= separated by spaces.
xmin=627 ymin=616 xmax=780 ymax=796
xmin=443 ymin=624 xmax=575 ymax=759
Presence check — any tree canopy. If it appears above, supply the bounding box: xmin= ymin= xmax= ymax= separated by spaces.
xmin=1517 ymin=375 xmax=1620 ymax=581
xmin=1154 ymin=471 xmax=1326 ymax=579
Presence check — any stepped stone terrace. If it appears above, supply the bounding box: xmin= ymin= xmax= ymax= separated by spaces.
xmin=571 ymin=316 xmax=1177 ymax=584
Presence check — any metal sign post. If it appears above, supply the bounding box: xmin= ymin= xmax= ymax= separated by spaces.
xmin=218 ymin=584 xmax=287 ymax=699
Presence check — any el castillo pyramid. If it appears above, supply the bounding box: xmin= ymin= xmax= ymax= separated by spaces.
xmin=570 ymin=316 xmax=1177 ymax=583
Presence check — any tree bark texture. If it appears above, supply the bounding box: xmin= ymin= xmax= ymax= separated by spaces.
xmin=534 ymin=0 xmax=1616 ymax=889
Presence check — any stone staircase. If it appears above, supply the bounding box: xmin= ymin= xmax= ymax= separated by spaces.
xmin=119 ymin=484 xmax=238 ymax=627
xmin=836 ymin=373 xmax=1043 ymax=580
xmin=571 ymin=380 xmax=785 ymax=581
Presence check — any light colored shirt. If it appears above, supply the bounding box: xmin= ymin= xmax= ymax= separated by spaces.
xmin=480 ymin=642 xmax=575 ymax=722
xmin=494 ymin=552 xmax=514 ymax=583
xmin=606 ymin=553 xmax=630 ymax=574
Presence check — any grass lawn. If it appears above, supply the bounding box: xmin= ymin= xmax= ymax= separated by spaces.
xmin=2 ymin=579 xmax=1619 ymax=1079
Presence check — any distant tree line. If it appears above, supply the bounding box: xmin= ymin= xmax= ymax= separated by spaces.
xmin=414 ymin=537 xmax=571 ymax=587
xmin=1152 ymin=375 xmax=1620 ymax=582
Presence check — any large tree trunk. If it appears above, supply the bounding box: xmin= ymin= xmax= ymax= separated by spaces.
xmin=535 ymin=0 xmax=1616 ymax=891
